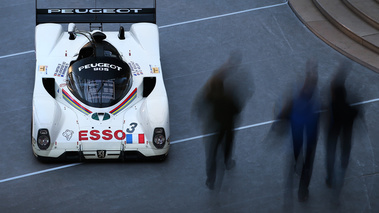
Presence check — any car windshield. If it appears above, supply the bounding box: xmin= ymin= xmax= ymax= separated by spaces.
xmin=67 ymin=56 xmax=132 ymax=108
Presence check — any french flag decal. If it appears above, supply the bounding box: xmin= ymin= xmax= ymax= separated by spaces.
xmin=126 ymin=134 xmax=145 ymax=144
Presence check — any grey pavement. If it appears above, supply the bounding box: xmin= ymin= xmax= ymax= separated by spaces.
xmin=0 ymin=0 xmax=378 ymax=212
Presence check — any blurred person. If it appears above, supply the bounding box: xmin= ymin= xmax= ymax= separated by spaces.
xmin=192 ymin=52 xmax=251 ymax=190
xmin=276 ymin=59 xmax=320 ymax=202
xmin=325 ymin=63 xmax=358 ymax=192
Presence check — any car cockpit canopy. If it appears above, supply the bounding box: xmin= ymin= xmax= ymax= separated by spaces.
xmin=67 ymin=33 xmax=132 ymax=108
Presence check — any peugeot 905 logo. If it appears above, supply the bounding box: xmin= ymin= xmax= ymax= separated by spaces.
xmin=78 ymin=63 xmax=122 ymax=72
xmin=97 ymin=150 xmax=106 ymax=159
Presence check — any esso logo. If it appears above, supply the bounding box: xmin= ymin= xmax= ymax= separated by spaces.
xmin=79 ymin=130 xmax=127 ymax=141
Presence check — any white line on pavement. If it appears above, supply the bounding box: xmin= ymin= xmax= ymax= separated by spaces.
xmin=158 ymin=1 xmax=288 ymax=29
xmin=170 ymin=120 xmax=278 ymax=144
xmin=0 ymin=163 xmax=82 ymax=183
xmin=0 ymin=50 xmax=35 ymax=59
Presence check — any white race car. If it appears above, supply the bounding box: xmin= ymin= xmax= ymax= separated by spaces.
xmin=32 ymin=4 xmax=170 ymax=161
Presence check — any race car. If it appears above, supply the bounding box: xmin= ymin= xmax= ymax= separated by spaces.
xmin=32 ymin=3 xmax=170 ymax=161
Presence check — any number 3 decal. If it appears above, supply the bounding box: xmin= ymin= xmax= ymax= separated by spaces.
xmin=126 ymin=122 xmax=138 ymax=133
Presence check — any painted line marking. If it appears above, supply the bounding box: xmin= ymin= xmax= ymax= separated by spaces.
xmin=0 ymin=95 xmax=378 ymax=183
xmin=171 ymin=120 xmax=278 ymax=144
xmin=171 ymin=132 xmax=217 ymax=144
xmin=351 ymin=98 xmax=379 ymax=106
xmin=0 ymin=1 xmax=288 ymax=59
xmin=159 ymin=1 xmax=288 ymax=29
xmin=0 ymin=163 xmax=81 ymax=183
xmin=0 ymin=50 xmax=35 ymax=59
xmin=171 ymin=96 xmax=378 ymax=145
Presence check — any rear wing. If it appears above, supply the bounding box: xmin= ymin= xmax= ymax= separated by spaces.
xmin=36 ymin=1 xmax=156 ymax=25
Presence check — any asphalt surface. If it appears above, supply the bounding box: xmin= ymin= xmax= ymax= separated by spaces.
xmin=0 ymin=0 xmax=378 ymax=212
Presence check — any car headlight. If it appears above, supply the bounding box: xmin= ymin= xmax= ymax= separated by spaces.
xmin=37 ymin=129 xmax=51 ymax=150
xmin=153 ymin=128 xmax=166 ymax=149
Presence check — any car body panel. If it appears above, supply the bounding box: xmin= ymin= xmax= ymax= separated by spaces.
xmin=32 ymin=21 xmax=170 ymax=161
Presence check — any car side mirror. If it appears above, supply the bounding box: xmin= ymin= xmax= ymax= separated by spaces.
xmin=68 ymin=23 xmax=77 ymax=40
xmin=118 ymin=26 xmax=125 ymax=40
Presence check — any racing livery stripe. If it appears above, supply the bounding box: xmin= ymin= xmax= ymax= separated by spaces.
xmin=110 ymin=88 xmax=137 ymax=115
xmin=62 ymin=89 xmax=92 ymax=115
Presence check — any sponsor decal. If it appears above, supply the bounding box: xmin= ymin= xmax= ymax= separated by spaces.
xmin=39 ymin=65 xmax=47 ymax=72
xmin=62 ymin=129 xmax=74 ymax=141
xmin=54 ymin=62 xmax=69 ymax=77
xmin=149 ymin=65 xmax=160 ymax=74
xmin=128 ymin=61 xmax=143 ymax=76
xmin=78 ymin=63 xmax=122 ymax=72
xmin=62 ymin=89 xmax=93 ymax=115
xmin=46 ymin=8 xmax=143 ymax=14
xmin=39 ymin=65 xmax=48 ymax=75
xmin=109 ymin=88 xmax=137 ymax=115
xmin=79 ymin=129 xmax=145 ymax=144
xmin=152 ymin=67 xmax=159 ymax=73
